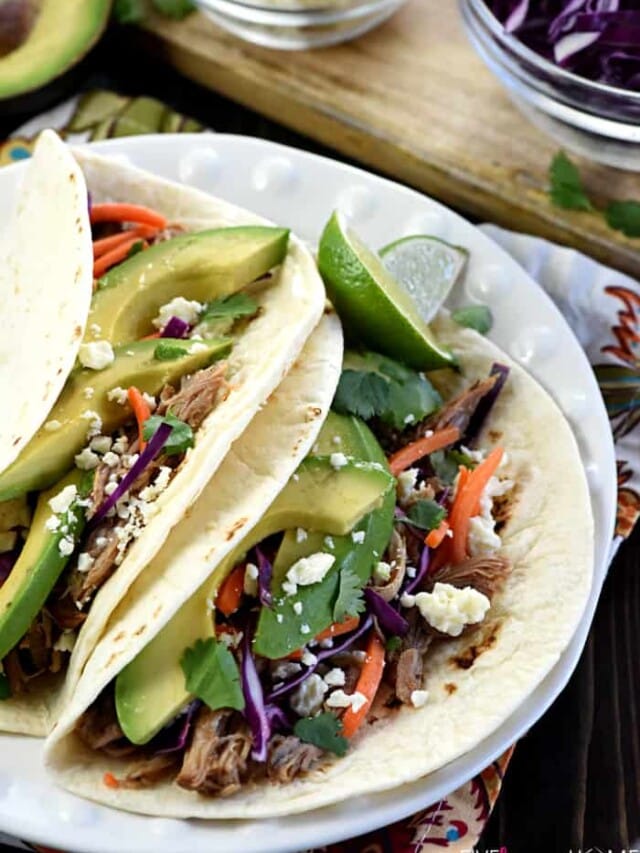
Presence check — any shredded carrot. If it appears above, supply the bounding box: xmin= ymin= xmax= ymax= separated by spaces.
xmin=216 ymin=564 xmax=246 ymax=617
xmin=341 ymin=629 xmax=386 ymax=738
xmin=93 ymin=236 xmax=146 ymax=279
xmin=127 ymin=386 xmax=152 ymax=452
xmin=103 ymin=772 xmax=120 ymax=789
xmin=388 ymin=426 xmax=461 ymax=477
xmin=286 ymin=616 xmax=361 ymax=661
xmin=425 ymin=518 xmax=450 ymax=549
xmin=140 ymin=331 xmax=161 ymax=341
xmin=92 ymin=225 xmax=157 ymax=259
xmin=90 ymin=202 xmax=167 ymax=230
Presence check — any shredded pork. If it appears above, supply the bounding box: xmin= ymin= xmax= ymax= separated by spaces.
xmin=267 ymin=736 xmax=323 ymax=784
xmin=157 ymin=362 xmax=228 ymax=431
xmin=122 ymin=754 xmax=181 ymax=789
xmin=429 ymin=555 xmax=512 ymax=600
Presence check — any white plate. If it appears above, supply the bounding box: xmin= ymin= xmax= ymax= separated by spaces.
xmin=0 ymin=134 xmax=616 ymax=853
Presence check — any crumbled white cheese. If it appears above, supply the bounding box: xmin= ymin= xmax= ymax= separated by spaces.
xmin=90 ymin=436 xmax=112 ymax=454
xmin=330 ymin=452 xmax=348 ymax=470
xmin=76 ymin=552 xmax=94 ymax=574
xmin=285 ymin=552 xmax=335 ymax=595
xmin=424 ymin=429 xmax=434 ymax=438
xmin=83 ymin=386 xmax=95 ymax=400
xmin=293 ymin=601 xmax=303 ymax=615
xmin=79 ymin=341 xmax=114 ymax=371
xmin=95 ymin=536 xmax=108 ymax=548
xmin=325 ymin=689 xmax=367 ymax=712
xmin=301 ymin=648 xmax=317 ymax=667
xmin=324 ymin=536 xmax=335 ymax=550
xmin=80 ymin=410 xmax=102 ymax=438
xmin=122 ymin=453 xmax=139 ymax=470
xmin=142 ymin=392 xmax=156 ymax=411
xmin=45 ymin=515 xmax=61 ymax=532
xmin=49 ymin=485 xmax=77 ymax=515
xmin=459 ymin=444 xmax=485 ymax=464
xmin=107 ymin=386 xmax=128 ymax=406
xmin=282 ymin=580 xmax=297 ymax=597
xmin=153 ymin=297 xmax=202 ymax=330
xmin=332 ymin=435 xmax=342 ymax=445
xmin=272 ymin=661 xmax=301 ymax=681
xmin=406 ymin=565 xmax=417 ymax=579
xmin=58 ymin=536 xmax=75 ymax=557
xmin=104 ymin=482 xmax=118 ymax=496
xmin=319 ymin=637 xmax=334 ymax=650
xmin=74 ymin=448 xmax=100 ymax=470
xmin=218 ymin=629 xmax=242 ymax=649
xmin=296 ymin=528 xmax=308 ymax=543
xmin=410 ymin=689 xmax=429 ymax=708
xmin=53 ymin=631 xmax=77 ymax=653
xmin=189 ymin=342 xmax=208 ymax=354
xmin=300 ymin=623 xmax=311 ymax=635
xmin=351 ymin=530 xmax=365 ymax=545
xmin=112 ymin=435 xmax=129 ymax=454
xmin=43 ymin=419 xmax=62 ymax=433
xmin=467 ymin=474 xmax=513 ymax=557
xmin=397 ymin=468 xmax=419 ymax=502
xmin=404 ymin=413 xmax=415 ymax=424
xmin=102 ymin=451 xmax=120 ymax=468
xmin=244 ymin=562 xmax=259 ymax=597
xmin=323 ymin=668 xmax=346 ymax=688
xmin=373 ymin=561 xmax=392 ymax=584
xmin=276 ymin=613 xmax=284 ymax=624
xmin=403 ymin=582 xmax=490 ymax=637
xmin=289 ymin=674 xmax=327 ymax=717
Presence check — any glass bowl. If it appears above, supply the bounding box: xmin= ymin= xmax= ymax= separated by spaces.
xmin=195 ymin=0 xmax=408 ymax=50
xmin=459 ymin=0 xmax=640 ymax=170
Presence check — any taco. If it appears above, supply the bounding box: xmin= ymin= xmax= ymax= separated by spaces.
xmin=0 ymin=131 xmax=327 ymax=735
xmin=44 ymin=307 xmax=594 ymax=816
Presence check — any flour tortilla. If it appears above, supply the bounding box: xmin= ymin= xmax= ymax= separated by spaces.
xmin=0 ymin=139 xmax=326 ymax=735
xmin=0 ymin=130 xmax=93 ymax=474
xmin=45 ymin=315 xmax=594 ymax=815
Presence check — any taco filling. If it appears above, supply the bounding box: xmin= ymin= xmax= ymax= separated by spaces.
xmin=74 ymin=346 xmax=517 ymax=795
xmin=0 ymin=198 xmax=291 ymax=699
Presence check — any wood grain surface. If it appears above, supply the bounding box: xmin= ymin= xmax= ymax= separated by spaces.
xmin=138 ymin=0 xmax=640 ymax=281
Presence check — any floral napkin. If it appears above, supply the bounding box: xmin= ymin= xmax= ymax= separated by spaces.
xmin=0 ymin=91 xmax=636 ymax=853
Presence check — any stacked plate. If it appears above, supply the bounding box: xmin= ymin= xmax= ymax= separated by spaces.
xmin=195 ymin=0 xmax=408 ymax=49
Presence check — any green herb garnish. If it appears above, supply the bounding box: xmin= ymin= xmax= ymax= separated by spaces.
xmin=333 ymin=567 xmax=366 ymax=623
xmin=451 ymin=305 xmax=493 ymax=335
xmin=294 ymin=713 xmax=348 ymax=757
xmin=549 ymin=151 xmax=593 ymax=212
xmin=605 ymin=201 xmax=640 ymax=237
xmin=143 ymin=412 xmax=194 ymax=455
xmin=114 ymin=0 xmax=195 ymax=22
xmin=385 ymin=636 xmax=402 ymax=653
xmin=405 ymin=499 xmax=446 ymax=532
xmin=153 ymin=341 xmax=189 ymax=361
xmin=431 ymin=449 xmax=475 ymax=484
xmin=126 ymin=240 xmax=144 ymax=259
xmin=180 ymin=638 xmax=244 ymax=712
xmin=201 ymin=293 xmax=258 ymax=322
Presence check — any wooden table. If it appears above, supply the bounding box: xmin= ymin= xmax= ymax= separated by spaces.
xmin=1 ymin=25 xmax=638 ymax=852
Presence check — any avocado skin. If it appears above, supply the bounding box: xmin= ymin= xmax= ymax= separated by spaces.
xmin=0 ymin=469 xmax=90 ymax=662
xmin=0 ymin=0 xmax=111 ymax=103
xmin=89 ymin=227 xmax=290 ymax=347
xmin=115 ymin=415 xmax=393 ymax=745
xmin=0 ymin=337 xmax=230 ymax=502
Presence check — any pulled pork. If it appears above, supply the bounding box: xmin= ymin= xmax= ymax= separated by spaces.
xmin=3 ymin=610 xmax=64 ymax=694
xmin=157 ymin=362 xmax=228 ymax=431
xmin=425 ymin=375 xmax=497 ymax=436
xmin=267 ymin=736 xmax=322 ymax=784
xmin=75 ymin=689 xmax=137 ymax=758
xmin=122 ymin=754 xmax=181 ymax=789
xmin=176 ymin=707 xmax=252 ymax=796
xmin=428 ymin=554 xmax=512 ymax=600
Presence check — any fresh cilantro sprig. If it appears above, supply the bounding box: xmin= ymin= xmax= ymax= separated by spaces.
xmin=549 ymin=150 xmax=640 ymax=238
xmin=0 ymin=674 xmax=10 ymax=701
xmin=143 ymin=412 xmax=194 ymax=455
xmin=549 ymin=151 xmax=593 ymax=212
xmin=451 ymin=305 xmax=493 ymax=335
xmin=333 ymin=350 xmax=441 ymax=431
xmin=114 ymin=0 xmax=196 ymax=24
xmin=430 ymin=449 xmax=475 ymax=484
xmin=180 ymin=638 xmax=245 ymax=712
xmin=333 ymin=567 xmax=366 ymax=623
xmin=153 ymin=341 xmax=189 ymax=361
xmin=404 ymin=499 xmax=446 ymax=532
xmin=294 ymin=713 xmax=348 ymax=756
xmin=201 ymin=293 xmax=258 ymax=322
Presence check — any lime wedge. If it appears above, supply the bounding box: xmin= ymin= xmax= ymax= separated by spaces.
xmin=318 ymin=212 xmax=455 ymax=371
xmin=380 ymin=235 xmax=468 ymax=324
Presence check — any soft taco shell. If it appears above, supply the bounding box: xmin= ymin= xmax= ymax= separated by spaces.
xmin=45 ymin=315 xmax=594 ymax=815
xmin=0 ymin=142 xmax=326 ymax=735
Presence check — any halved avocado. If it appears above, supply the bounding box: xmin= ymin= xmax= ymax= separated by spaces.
xmin=0 ymin=0 xmax=111 ymax=102
xmin=0 ymin=337 xmax=230 ymax=501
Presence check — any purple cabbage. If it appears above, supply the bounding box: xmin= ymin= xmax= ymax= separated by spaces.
xmin=364 ymin=588 xmax=409 ymax=636
xmin=486 ymin=1 xmax=640 ymax=90
xmin=403 ymin=544 xmax=431 ymax=596
xmin=255 ymin=546 xmax=273 ymax=608
xmin=91 ymin=422 xmax=172 ymax=525
xmin=462 ymin=363 xmax=510 ymax=447
xmin=160 ymin=316 xmax=190 ymax=339
xmin=155 ymin=701 xmax=200 ymax=755
xmin=241 ymin=627 xmax=271 ymax=762
xmin=264 ymin=703 xmax=291 ymax=733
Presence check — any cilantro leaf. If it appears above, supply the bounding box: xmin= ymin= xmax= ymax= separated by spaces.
xmin=332 ymin=350 xmax=441 ymax=431
xmin=333 ymin=567 xmax=366 ymax=623
xmin=181 ymin=638 xmax=244 ymax=712
xmin=154 ymin=341 xmax=189 ymax=361
xmin=201 ymin=293 xmax=258 ymax=322
xmin=113 ymin=0 xmax=145 ymax=23
xmin=405 ymin=499 xmax=446 ymax=532
xmin=451 ymin=305 xmax=493 ymax=335
xmin=605 ymin=201 xmax=640 ymax=237
xmin=294 ymin=712 xmax=348 ymax=757
xmin=151 ymin=0 xmax=196 ymax=18
xmin=385 ymin=635 xmax=402 ymax=653
xmin=0 ymin=674 xmax=10 ymax=700
xmin=143 ymin=412 xmax=194 ymax=455
xmin=549 ymin=151 xmax=593 ymax=212
xmin=430 ymin=449 xmax=474 ymax=484
xmin=126 ymin=240 xmax=144 ymax=259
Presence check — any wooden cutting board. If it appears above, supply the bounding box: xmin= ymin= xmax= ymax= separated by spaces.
xmin=139 ymin=0 xmax=640 ymax=278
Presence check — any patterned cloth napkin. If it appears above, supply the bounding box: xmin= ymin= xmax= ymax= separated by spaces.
xmin=0 ymin=92 xmax=637 ymax=853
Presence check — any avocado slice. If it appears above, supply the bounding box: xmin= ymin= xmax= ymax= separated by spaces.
xmin=88 ymin=227 xmax=290 ymax=346
xmin=115 ymin=453 xmax=393 ymax=745
xmin=0 ymin=1 xmax=110 ymax=102
xmin=0 ymin=337 xmax=230 ymax=501
xmin=0 ymin=469 xmax=91 ymax=661
xmin=0 ymin=497 xmax=30 ymax=531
